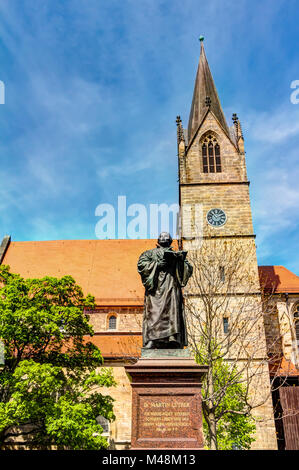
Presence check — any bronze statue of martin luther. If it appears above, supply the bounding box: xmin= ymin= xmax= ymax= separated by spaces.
xmin=137 ymin=232 xmax=193 ymax=349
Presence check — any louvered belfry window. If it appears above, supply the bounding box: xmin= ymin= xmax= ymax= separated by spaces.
xmin=202 ymin=135 xmax=221 ymax=173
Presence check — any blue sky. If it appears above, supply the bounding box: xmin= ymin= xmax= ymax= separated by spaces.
xmin=0 ymin=0 xmax=298 ymax=275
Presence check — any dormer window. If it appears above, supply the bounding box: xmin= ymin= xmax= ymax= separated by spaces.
xmin=202 ymin=135 xmax=221 ymax=173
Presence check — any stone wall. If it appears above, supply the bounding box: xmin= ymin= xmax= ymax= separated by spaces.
xmin=97 ymin=363 xmax=133 ymax=450
xmin=88 ymin=307 xmax=143 ymax=333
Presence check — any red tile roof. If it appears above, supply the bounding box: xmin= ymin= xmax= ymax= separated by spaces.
xmin=269 ymin=356 xmax=299 ymax=377
xmin=1 ymin=239 xmax=178 ymax=306
xmin=89 ymin=333 xmax=142 ymax=359
xmin=2 ymin=240 xmax=298 ymax=301
xmin=259 ymin=266 xmax=299 ymax=294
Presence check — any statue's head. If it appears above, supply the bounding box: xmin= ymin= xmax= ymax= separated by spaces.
xmin=157 ymin=232 xmax=172 ymax=248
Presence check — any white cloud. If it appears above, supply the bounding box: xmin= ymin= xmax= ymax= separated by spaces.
xmin=246 ymin=105 xmax=299 ymax=143
xmin=96 ymin=136 xmax=173 ymax=180
xmin=27 ymin=217 xmax=90 ymax=241
xmin=252 ymin=167 xmax=299 ymax=262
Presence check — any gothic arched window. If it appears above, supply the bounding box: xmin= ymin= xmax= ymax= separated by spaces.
xmin=202 ymin=135 xmax=221 ymax=173
xmin=96 ymin=416 xmax=110 ymax=442
xmin=96 ymin=415 xmax=110 ymax=434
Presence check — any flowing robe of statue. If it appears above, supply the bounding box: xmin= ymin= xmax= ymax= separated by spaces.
xmin=137 ymin=245 xmax=193 ymax=348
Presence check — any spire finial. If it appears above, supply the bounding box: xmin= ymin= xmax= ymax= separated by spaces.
xmin=199 ymin=35 xmax=204 ymax=42
xmin=232 ymin=113 xmax=244 ymax=143
xmin=232 ymin=113 xmax=238 ymax=124
xmin=176 ymin=115 xmax=185 ymax=145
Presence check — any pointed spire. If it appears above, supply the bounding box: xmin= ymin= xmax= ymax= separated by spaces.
xmin=188 ymin=38 xmax=230 ymax=143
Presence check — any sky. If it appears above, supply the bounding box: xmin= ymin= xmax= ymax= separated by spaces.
xmin=0 ymin=0 xmax=298 ymax=275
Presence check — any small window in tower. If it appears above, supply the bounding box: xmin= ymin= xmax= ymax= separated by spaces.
xmin=108 ymin=315 xmax=117 ymax=330
xmin=219 ymin=266 xmax=225 ymax=282
xmin=223 ymin=317 xmax=229 ymax=334
xmin=201 ymin=135 xmax=221 ymax=174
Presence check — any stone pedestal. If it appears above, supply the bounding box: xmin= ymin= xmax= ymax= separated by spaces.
xmin=125 ymin=349 xmax=208 ymax=449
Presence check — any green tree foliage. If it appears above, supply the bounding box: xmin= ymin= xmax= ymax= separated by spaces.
xmin=199 ymin=351 xmax=256 ymax=450
xmin=0 ymin=265 xmax=116 ymax=449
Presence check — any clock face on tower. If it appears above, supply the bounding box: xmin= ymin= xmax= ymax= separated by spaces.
xmin=206 ymin=208 xmax=227 ymax=227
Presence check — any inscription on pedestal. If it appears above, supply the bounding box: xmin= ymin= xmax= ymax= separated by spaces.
xmin=136 ymin=393 xmax=201 ymax=446
xmin=140 ymin=398 xmax=191 ymax=437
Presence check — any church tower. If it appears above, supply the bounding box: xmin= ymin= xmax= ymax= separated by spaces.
xmin=177 ymin=39 xmax=278 ymax=450
xmin=177 ymin=38 xmax=250 ymax=242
